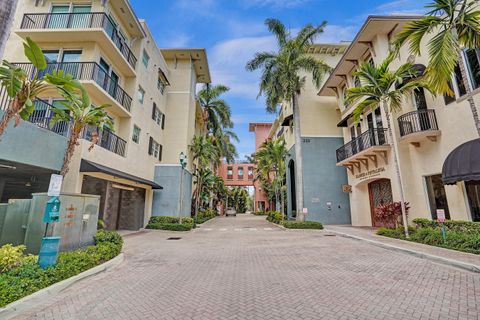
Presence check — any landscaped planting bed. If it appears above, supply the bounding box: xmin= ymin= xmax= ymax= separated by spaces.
xmin=194 ymin=209 xmax=218 ymax=224
xmin=266 ymin=211 xmax=324 ymax=229
xmin=377 ymin=218 xmax=480 ymax=254
xmin=146 ymin=216 xmax=195 ymax=231
xmin=0 ymin=230 xmax=123 ymax=307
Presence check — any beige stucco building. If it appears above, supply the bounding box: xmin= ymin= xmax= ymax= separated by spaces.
xmin=318 ymin=16 xmax=480 ymax=226
xmin=268 ymin=44 xmax=352 ymax=224
xmin=0 ymin=0 xmax=210 ymax=229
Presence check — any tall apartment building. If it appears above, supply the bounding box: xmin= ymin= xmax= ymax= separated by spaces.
xmin=318 ymin=16 xmax=480 ymax=226
xmin=0 ymin=0 xmax=210 ymax=229
xmin=268 ymin=44 xmax=352 ymax=224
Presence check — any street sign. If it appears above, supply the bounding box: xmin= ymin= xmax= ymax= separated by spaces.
xmin=437 ymin=209 xmax=446 ymax=223
xmin=47 ymin=174 xmax=63 ymax=197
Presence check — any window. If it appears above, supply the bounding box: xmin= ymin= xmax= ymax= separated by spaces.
xmin=138 ymin=86 xmax=145 ymax=104
xmin=238 ymin=167 xmax=244 ymax=179
xmin=353 ymin=76 xmax=361 ymax=88
xmin=132 ymin=125 xmax=141 ymax=143
xmin=412 ymin=88 xmax=428 ymax=110
xmin=142 ymin=50 xmax=150 ymax=68
xmin=227 ymin=167 xmax=233 ymax=179
xmin=148 ymin=137 xmax=162 ymax=160
xmin=151 ymin=103 xmax=164 ymax=126
xmin=425 ymin=175 xmax=451 ymax=220
xmin=157 ymin=77 xmax=166 ymax=94
xmin=465 ymin=48 xmax=480 ymax=90
xmin=248 ymin=167 xmax=254 ymax=179
xmin=453 ymin=63 xmax=467 ymax=97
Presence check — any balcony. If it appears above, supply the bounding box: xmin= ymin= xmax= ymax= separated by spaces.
xmin=82 ymin=125 xmax=126 ymax=157
xmin=16 ymin=62 xmax=132 ymax=117
xmin=398 ymin=109 xmax=441 ymax=146
xmin=336 ymin=128 xmax=391 ymax=173
xmin=17 ymin=13 xmax=137 ymax=76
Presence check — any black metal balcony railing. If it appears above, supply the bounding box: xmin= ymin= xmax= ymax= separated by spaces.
xmin=82 ymin=125 xmax=126 ymax=157
xmin=20 ymin=12 xmax=137 ymax=69
xmin=398 ymin=109 xmax=439 ymax=137
xmin=0 ymin=87 xmax=70 ymax=137
xmin=15 ymin=62 xmax=132 ymax=113
xmin=336 ymin=128 xmax=389 ymax=163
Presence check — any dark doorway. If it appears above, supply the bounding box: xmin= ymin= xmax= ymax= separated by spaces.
xmin=368 ymin=179 xmax=393 ymax=227
xmin=81 ymin=176 xmax=146 ymax=230
xmin=465 ymin=181 xmax=480 ymax=222
xmin=425 ymin=174 xmax=450 ymax=220
xmin=289 ymin=160 xmax=296 ymax=217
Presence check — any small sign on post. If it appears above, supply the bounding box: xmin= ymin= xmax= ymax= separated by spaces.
xmin=47 ymin=174 xmax=63 ymax=197
xmin=302 ymin=207 xmax=308 ymax=215
xmin=436 ymin=209 xmax=447 ymax=243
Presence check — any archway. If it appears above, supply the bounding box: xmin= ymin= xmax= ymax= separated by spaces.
xmin=288 ymin=159 xmax=296 ymax=217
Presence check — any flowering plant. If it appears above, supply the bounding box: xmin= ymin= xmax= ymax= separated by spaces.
xmin=374 ymin=202 xmax=410 ymax=228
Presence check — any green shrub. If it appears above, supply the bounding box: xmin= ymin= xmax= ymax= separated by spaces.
xmin=146 ymin=222 xmax=193 ymax=231
xmin=0 ymin=244 xmax=34 ymax=273
xmin=281 ymin=221 xmax=323 ymax=229
xmin=0 ymin=230 xmax=123 ymax=307
xmin=412 ymin=218 xmax=480 ymax=234
xmin=148 ymin=216 xmax=194 ymax=225
xmin=195 ymin=209 xmax=217 ymax=224
xmin=251 ymin=211 xmax=267 ymax=216
xmin=266 ymin=211 xmax=283 ymax=224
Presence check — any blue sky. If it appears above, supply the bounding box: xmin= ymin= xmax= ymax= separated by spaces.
xmin=130 ymin=0 xmax=429 ymax=159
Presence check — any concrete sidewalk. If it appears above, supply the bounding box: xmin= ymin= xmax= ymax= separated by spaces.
xmin=326 ymin=225 xmax=480 ymax=272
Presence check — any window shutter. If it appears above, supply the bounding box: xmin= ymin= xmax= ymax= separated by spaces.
xmin=148 ymin=137 xmax=153 ymax=155
xmin=151 ymin=103 xmax=156 ymax=120
xmin=159 ymin=144 xmax=163 ymax=161
xmin=161 ymin=114 xmax=165 ymax=130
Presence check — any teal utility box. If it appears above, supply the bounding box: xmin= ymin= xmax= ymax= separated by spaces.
xmin=38 ymin=236 xmax=61 ymax=269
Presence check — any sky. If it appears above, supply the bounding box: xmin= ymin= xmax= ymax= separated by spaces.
xmin=129 ymin=0 xmax=430 ymax=159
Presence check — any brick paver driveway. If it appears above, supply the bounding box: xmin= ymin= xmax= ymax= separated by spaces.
xmin=14 ymin=215 xmax=480 ymax=320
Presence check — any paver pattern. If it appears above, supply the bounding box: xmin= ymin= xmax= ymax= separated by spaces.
xmin=14 ymin=215 xmax=480 ymax=320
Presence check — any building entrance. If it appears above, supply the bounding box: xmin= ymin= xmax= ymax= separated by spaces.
xmin=368 ymin=179 xmax=393 ymax=227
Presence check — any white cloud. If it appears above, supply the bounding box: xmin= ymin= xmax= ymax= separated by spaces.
xmin=164 ymin=33 xmax=191 ymax=48
xmin=374 ymin=0 xmax=427 ymax=15
xmin=317 ymin=24 xmax=357 ymax=43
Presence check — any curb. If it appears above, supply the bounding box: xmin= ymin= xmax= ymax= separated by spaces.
xmin=326 ymin=229 xmax=480 ymax=273
xmin=0 ymin=253 xmax=125 ymax=319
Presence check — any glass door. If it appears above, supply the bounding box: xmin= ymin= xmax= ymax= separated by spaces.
xmin=40 ymin=50 xmax=59 ymax=78
xmin=425 ymin=175 xmax=451 ymax=220
xmin=48 ymin=5 xmax=70 ymax=29
xmin=70 ymin=5 xmax=92 ymax=28
xmin=109 ymin=71 xmax=119 ymax=98
xmin=98 ymin=58 xmax=111 ymax=91
xmin=61 ymin=50 xmax=82 ymax=78
xmin=413 ymin=88 xmax=431 ymax=131
xmin=466 ymin=181 xmax=480 ymax=222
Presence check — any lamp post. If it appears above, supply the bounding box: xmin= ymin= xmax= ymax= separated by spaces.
xmin=179 ymin=152 xmax=187 ymax=217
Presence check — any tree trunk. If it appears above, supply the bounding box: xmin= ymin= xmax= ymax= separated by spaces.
xmin=0 ymin=0 xmax=18 ymax=59
xmin=458 ymin=51 xmax=480 ymax=137
xmin=280 ymin=183 xmax=285 ymax=220
xmin=60 ymin=127 xmax=81 ymax=177
xmin=292 ymin=92 xmax=305 ymax=221
xmin=0 ymin=98 xmax=20 ymax=138
xmin=383 ymin=101 xmax=409 ymax=238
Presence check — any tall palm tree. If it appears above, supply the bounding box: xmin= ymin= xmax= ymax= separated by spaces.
xmin=394 ymin=0 xmax=480 ymax=136
xmin=198 ymin=84 xmax=233 ymax=136
xmin=246 ymin=18 xmax=331 ymax=221
xmin=0 ymin=0 xmax=18 ymax=58
xmin=253 ymin=138 xmax=288 ymax=217
xmin=189 ymin=134 xmax=219 ymax=217
xmin=213 ymin=129 xmax=239 ymax=164
xmin=46 ymin=70 xmax=112 ymax=176
xmin=346 ymin=54 xmax=429 ymax=237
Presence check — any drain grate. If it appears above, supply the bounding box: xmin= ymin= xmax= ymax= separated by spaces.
xmin=167 ymin=237 xmax=182 ymax=240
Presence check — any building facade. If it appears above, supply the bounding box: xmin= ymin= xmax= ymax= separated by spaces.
xmin=268 ymin=44 xmax=352 ymax=225
xmin=0 ymin=0 xmax=210 ymax=229
xmin=318 ymin=16 xmax=480 ymax=226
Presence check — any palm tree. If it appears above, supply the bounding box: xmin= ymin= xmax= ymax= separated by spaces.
xmin=0 ymin=37 xmax=49 ymax=137
xmin=0 ymin=0 xmax=18 ymax=58
xmin=198 ymin=84 xmax=233 ymax=135
xmin=246 ymin=18 xmax=331 ymax=221
xmin=46 ymin=70 xmax=112 ymax=176
xmin=394 ymin=0 xmax=480 ymax=136
xmin=253 ymin=138 xmax=288 ymax=217
xmin=346 ymin=54 xmax=429 ymax=237
xmin=189 ymin=134 xmax=219 ymax=217
xmin=213 ymin=129 xmax=239 ymax=164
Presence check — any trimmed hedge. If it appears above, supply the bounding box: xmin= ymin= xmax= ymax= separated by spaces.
xmin=377 ymin=224 xmax=480 ymax=254
xmin=281 ymin=221 xmax=324 ymax=229
xmin=266 ymin=211 xmax=283 ymax=224
xmin=0 ymin=230 xmax=123 ymax=307
xmin=195 ymin=209 xmax=217 ymax=224
xmin=413 ymin=218 xmax=480 ymax=234
xmin=146 ymin=216 xmax=195 ymax=231
xmin=251 ymin=211 xmax=268 ymax=216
